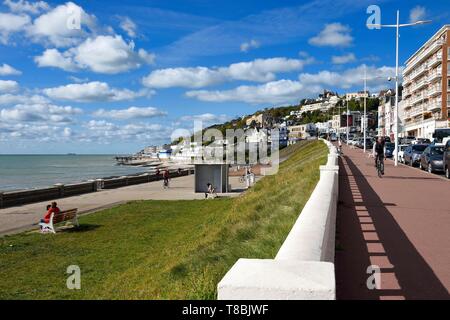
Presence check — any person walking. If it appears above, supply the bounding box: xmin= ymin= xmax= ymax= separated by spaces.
xmin=163 ymin=169 xmax=170 ymax=189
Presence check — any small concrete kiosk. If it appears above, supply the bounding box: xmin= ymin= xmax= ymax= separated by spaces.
xmin=194 ymin=164 xmax=229 ymax=193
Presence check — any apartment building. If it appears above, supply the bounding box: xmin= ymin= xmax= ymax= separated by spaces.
xmin=377 ymin=89 xmax=396 ymax=138
xmin=300 ymin=95 xmax=340 ymax=114
xmin=245 ymin=113 xmax=267 ymax=127
xmin=287 ymin=123 xmax=316 ymax=143
xmin=401 ymin=25 xmax=450 ymax=139
xmin=345 ymin=91 xmax=369 ymax=101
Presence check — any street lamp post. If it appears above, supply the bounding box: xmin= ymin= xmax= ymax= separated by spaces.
xmin=361 ymin=71 xmax=385 ymax=153
xmin=346 ymin=99 xmax=349 ymax=145
xmin=363 ymin=66 xmax=367 ymax=153
xmin=367 ymin=11 xmax=431 ymax=166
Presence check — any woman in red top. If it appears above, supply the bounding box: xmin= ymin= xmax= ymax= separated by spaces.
xmin=42 ymin=202 xmax=60 ymax=223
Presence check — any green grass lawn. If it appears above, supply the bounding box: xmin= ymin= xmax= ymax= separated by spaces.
xmin=0 ymin=140 xmax=328 ymax=299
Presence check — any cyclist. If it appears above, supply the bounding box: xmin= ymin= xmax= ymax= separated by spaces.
xmin=373 ymin=137 xmax=386 ymax=174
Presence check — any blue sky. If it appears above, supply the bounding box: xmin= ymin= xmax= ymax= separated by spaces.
xmin=0 ymin=0 xmax=448 ymax=154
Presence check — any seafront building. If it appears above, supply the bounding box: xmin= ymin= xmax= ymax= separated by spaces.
xmin=300 ymin=90 xmax=340 ymax=114
xmin=345 ymin=91 xmax=369 ymax=101
xmin=245 ymin=113 xmax=267 ymax=127
xmin=300 ymin=96 xmax=340 ymax=114
xmin=401 ymin=25 xmax=450 ymax=139
xmin=377 ymin=89 xmax=396 ymax=139
xmin=287 ymin=123 xmax=316 ymax=144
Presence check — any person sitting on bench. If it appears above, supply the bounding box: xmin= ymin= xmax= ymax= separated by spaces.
xmin=41 ymin=202 xmax=60 ymax=225
xmin=205 ymin=183 xmax=217 ymax=199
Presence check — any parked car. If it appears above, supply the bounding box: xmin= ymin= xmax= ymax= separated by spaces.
xmin=397 ymin=144 xmax=408 ymax=163
xmin=419 ymin=145 xmax=445 ymax=173
xmin=412 ymin=138 xmax=431 ymax=145
xmin=444 ymin=140 xmax=450 ymax=179
xmin=404 ymin=144 xmax=428 ymax=167
xmin=385 ymin=142 xmax=395 ymax=158
xmin=330 ymin=133 xmax=338 ymax=141
xmin=356 ymin=138 xmax=364 ymax=148
xmin=365 ymin=138 xmax=374 ymax=150
xmin=400 ymin=136 xmax=416 ymax=144
xmin=349 ymin=137 xmax=360 ymax=146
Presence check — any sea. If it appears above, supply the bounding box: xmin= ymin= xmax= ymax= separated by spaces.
xmin=0 ymin=155 xmax=154 ymax=192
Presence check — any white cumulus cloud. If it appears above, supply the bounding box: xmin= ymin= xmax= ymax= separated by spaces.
xmin=3 ymin=0 xmax=50 ymax=14
xmin=240 ymin=39 xmax=260 ymax=52
xmin=179 ymin=113 xmax=230 ymax=126
xmin=0 ymin=103 xmax=82 ymax=123
xmin=0 ymin=63 xmax=22 ymax=75
xmin=186 ymin=79 xmax=317 ymax=105
xmin=0 ymin=12 xmax=30 ymax=44
xmin=119 ymin=16 xmax=137 ymax=38
xmin=298 ymin=64 xmax=397 ymax=91
xmin=27 ymin=2 xmax=98 ymax=47
xmin=93 ymin=106 xmax=167 ymax=120
xmin=34 ymin=48 xmax=78 ymax=71
xmin=35 ymin=35 xmax=155 ymax=74
xmin=0 ymin=80 xmax=19 ymax=93
xmin=43 ymin=81 xmax=152 ymax=102
xmin=332 ymin=53 xmax=356 ymax=64
xmin=309 ymin=23 xmax=353 ymax=47
xmin=409 ymin=6 xmax=426 ymax=23
xmin=0 ymin=93 xmax=49 ymax=105
xmin=143 ymin=57 xmax=313 ymax=89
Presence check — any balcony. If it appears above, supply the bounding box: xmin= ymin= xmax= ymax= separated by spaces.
xmin=412 ymin=78 xmax=429 ymax=92
xmin=427 ymin=99 xmax=442 ymax=111
xmin=404 ymin=40 xmax=443 ymax=75
xmin=403 ymin=75 xmax=411 ymax=86
xmin=411 ymin=94 xmax=426 ymax=105
xmin=428 ymin=85 xmax=442 ymax=98
xmin=410 ymin=64 xmax=428 ymax=81
xmin=403 ymin=98 xmax=412 ymax=109
xmin=410 ymin=106 xmax=425 ymax=117
xmin=404 ymin=111 xmax=412 ymax=120
xmin=428 ymin=69 xmax=442 ymax=83
xmin=428 ymin=52 xmax=443 ymax=68
xmin=403 ymin=87 xmax=412 ymax=98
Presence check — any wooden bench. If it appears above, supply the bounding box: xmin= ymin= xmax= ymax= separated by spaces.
xmin=39 ymin=208 xmax=79 ymax=234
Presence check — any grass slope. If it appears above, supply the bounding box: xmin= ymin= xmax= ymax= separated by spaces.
xmin=0 ymin=140 xmax=328 ymax=299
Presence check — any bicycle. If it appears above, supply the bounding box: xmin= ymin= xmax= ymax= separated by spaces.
xmin=376 ymin=155 xmax=385 ymax=178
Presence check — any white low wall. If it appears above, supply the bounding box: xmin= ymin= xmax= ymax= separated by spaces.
xmin=217 ymin=139 xmax=339 ymax=300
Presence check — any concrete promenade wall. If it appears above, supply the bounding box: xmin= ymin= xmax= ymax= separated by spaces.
xmin=217 ymin=139 xmax=339 ymax=300
xmin=0 ymin=169 xmax=193 ymax=209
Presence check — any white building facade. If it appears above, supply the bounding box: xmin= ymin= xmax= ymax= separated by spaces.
xmin=401 ymin=25 xmax=450 ymax=139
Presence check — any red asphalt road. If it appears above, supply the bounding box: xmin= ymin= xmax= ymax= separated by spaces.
xmin=335 ymin=144 xmax=450 ymax=300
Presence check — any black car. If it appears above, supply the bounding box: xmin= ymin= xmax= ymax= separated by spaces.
xmin=404 ymin=144 xmax=428 ymax=167
xmin=385 ymin=142 xmax=395 ymax=158
xmin=419 ymin=145 xmax=445 ymax=173
xmin=444 ymin=140 xmax=450 ymax=179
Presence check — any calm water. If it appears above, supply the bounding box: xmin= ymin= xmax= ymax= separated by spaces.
xmin=0 ymin=155 xmax=153 ymax=192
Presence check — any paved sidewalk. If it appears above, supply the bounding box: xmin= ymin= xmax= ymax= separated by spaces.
xmin=0 ymin=175 xmax=250 ymax=236
xmin=336 ymin=144 xmax=450 ymax=300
